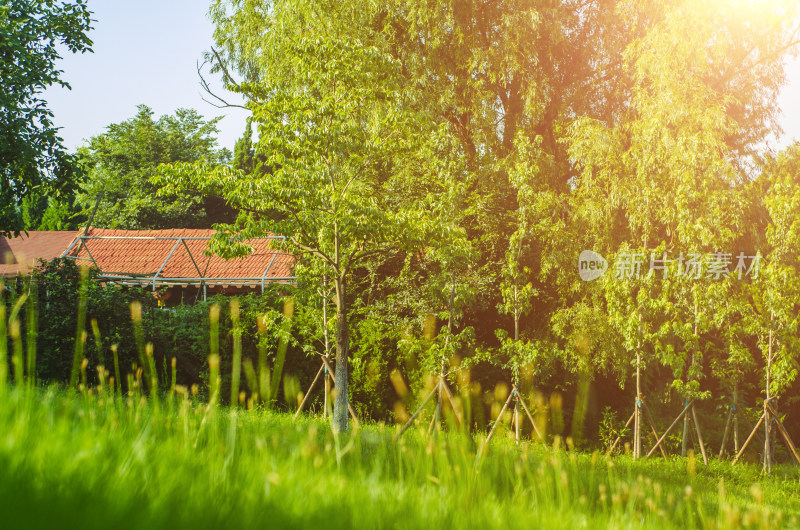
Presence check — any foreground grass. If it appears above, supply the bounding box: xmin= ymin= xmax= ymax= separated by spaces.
xmin=0 ymin=387 xmax=798 ymax=529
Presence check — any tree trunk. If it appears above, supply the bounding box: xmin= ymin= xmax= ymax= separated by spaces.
xmin=634 ymin=350 xmax=641 ymax=459
xmin=734 ymin=383 xmax=739 ymax=454
xmin=514 ymin=285 xmax=519 ymax=342
xmin=323 ymin=277 xmax=331 ymax=418
xmin=764 ymin=325 xmax=773 ymax=473
xmin=333 ymin=275 xmax=350 ymax=433
xmin=682 ymin=300 xmax=699 ymax=457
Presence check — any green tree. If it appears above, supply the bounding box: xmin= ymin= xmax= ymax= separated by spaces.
xmin=232 ymin=119 xmax=254 ymax=175
xmin=562 ymin=0 xmax=797 ymax=456
xmin=159 ymin=0 xmax=457 ymax=432
xmin=18 ymin=191 xmax=83 ymax=231
xmin=77 ymin=105 xmax=233 ymax=229
xmin=749 ymin=143 xmax=800 ymax=470
xmin=0 ymin=0 xmax=93 ymax=236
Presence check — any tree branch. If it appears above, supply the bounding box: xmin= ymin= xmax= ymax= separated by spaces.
xmin=197 ymin=56 xmax=249 ymax=111
xmin=290 ymin=235 xmax=336 ymax=270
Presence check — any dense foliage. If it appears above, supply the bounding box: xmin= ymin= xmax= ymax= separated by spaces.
xmin=1 ymin=259 xmax=318 ymax=408
xmin=3 ymin=0 xmax=800 ymax=469
xmin=0 ymin=0 xmax=93 ymax=236
xmin=77 ymin=105 xmax=235 ymax=229
xmin=152 ymin=0 xmax=800 ymax=454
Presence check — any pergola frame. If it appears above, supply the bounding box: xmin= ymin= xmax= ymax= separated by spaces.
xmin=60 ymin=235 xmax=295 ymax=294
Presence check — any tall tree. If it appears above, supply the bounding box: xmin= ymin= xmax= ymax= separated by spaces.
xmin=18 ymin=191 xmax=83 ymax=231
xmin=78 ymin=105 xmax=234 ymax=229
xmin=159 ymin=0 xmax=457 ymax=432
xmin=752 ymin=143 xmax=800 ymax=470
xmin=0 ymin=0 xmax=93 ymax=236
xmin=563 ymin=0 xmax=798 ymax=455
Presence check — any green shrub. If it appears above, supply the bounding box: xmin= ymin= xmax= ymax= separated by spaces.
xmin=20 ymin=259 xmax=320 ymax=407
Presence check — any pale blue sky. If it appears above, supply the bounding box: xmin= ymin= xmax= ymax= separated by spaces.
xmin=44 ymin=0 xmax=800 ymax=153
xmin=44 ymin=0 xmax=248 ymax=152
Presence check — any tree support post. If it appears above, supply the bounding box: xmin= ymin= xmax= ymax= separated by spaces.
xmin=294 ymin=354 xmax=360 ymax=427
xmin=641 ymin=401 xmax=668 ymax=460
xmin=393 ymin=375 xmax=462 ymax=442
xmin=294 ymin=363 xmax=325 ymax=419
xmin=607 ymin=397 xmax=666 ymax=459
xmin=607 ymin=410 xmax=635 ymax=456
xmin=732 ymin=400 xmax=800 ymax=467
xmin=719 ymin=398 xmax=740 ymax=459
xmin=486 ymin=384 xmax=543 ymax=443
xmin=691 ymin=403 xmax=709 ymax=466
xmin=644 ymin=401 xmax=696 ymax=460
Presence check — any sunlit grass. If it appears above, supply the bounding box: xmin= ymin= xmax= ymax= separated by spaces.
xmin=1 ymin=283 xmax=797 ymax=529
xmin=0 ymin=383 xmax=798 ymax=530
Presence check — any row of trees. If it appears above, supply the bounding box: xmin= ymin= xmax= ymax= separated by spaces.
xmin=152 ymin=0 xmax=800 ymax=443
xmin=4 ymin=1 xmax=800 ymax=461
xmin=15 ymin=105 xmax=236 ymax=231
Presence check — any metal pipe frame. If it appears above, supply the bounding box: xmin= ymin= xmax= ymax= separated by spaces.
xmin=260 ymin=250 xmax=281 ymax=294
xmin=61 ymin=234 xmax=296 ymax=290
xmin=69 ymin=236 xmax=287 ymax=241
xmin=99 ymin=276 xmax=296 ymax=283
xmin=152 ymin=239 xmax=182 ymax=291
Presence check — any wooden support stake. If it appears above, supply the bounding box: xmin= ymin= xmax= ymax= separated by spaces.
xmin=607 ymin=410 xmax=636 ymax=456
xmin=440 ymin=378 xmax=464 ymax=425
xmin=324 ymin=364 xmax=330 ymax=418
xmin=486 ymin=390 xmax=515 ymax=442
xmin=394 ymin=383 xmax=440 ymax=441
xmin=516 ymin=387 xmax=544 ymax=440
xmin=691 ymin=404 xmax=709 ymax=466
xmin=687 ymin=412 xmax=701 ymax=454
xmin=347 ymin=404 xmax=360 ymax=428
xmin=734 ymin=388 xmax=740 ymax=454
xmin=293 ymin=363 xmax=325 ymax=419
xmin=427 ymin=404 xmax=438 ymax=436
xmin=319 ymin=355 xmax=335 ymax=378
xmin=641 ymin=401 xmax=667 ymax=460
xmin=732 ymin=411 xmax=766 ymax=465
xmin=645 ymin=402 xmax=693 ymax=459
xmin=765 ymin=401 xmax=800 ymax=465
xmin=434 ymin=380 xmax=442 ymax=438
xmin=774 ymin=420 xmax=800 ymax=465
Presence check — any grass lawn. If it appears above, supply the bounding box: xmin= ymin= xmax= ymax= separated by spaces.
xmin=0 ymin=386 xmax=798 ymax=530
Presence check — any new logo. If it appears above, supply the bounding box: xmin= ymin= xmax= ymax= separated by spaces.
xmin=579 ymin=250 xmax=607 ymax=282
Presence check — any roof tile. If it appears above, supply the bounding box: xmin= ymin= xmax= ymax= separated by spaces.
xmin=68 ymin=228 xmax=295 ymax=285
xmin=0 ymin=231 xmax=80 ymax=278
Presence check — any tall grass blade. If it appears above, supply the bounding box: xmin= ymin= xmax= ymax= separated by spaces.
xmin=25 ymin=281 xmax=37 ymax=387
xmin=209 ymin=303 xmax=221 ymax=406
xmin=256 ymin=313 xmax=271 ymax=406
xmin=0 ymin=279 xmax=6 ymax=392
xmin=243 ymin=359 xmax=257 ymax=403
xmin=111 ymin=344 xmax=121 ymax=395
xmin=230 ymin=298 xmax=241 ymax=408
xmin=9 ymin=294 xmax=27 ymax=387
xmin=146 ymin=342 xmax=159 ymax=410
xmin=70 ymin=266 xmax=89 ymax=388
xmin=130 ymin=301 xmax=148 ymax=389
xmin=269 ymin=297 xmax=294 ymax=402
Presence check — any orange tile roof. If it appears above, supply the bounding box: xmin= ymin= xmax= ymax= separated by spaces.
xmin=1 ymin=231 xmax=80 ymax=278
xmin=65 ymin=228 xmax=295 ymax=287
